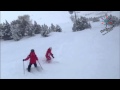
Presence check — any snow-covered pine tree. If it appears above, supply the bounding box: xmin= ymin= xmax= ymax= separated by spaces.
xmin=48 ymin=27 xmax=51 ymax=34
xmin=18 ymin=15 xmax=31 ymax=24
xmin=72 ymin=23 xmax=77 ymax=32
xmin=70 ymin=15 xmax=75 ymax=23
xmin=40 ymin=25 xmax=43 ymax=36
xmin=33 ymin=21 xmax=41 ymax=34
xmin=0 ymin=24 xmax=4 ymax=39
xmin=55 ymin=25 xmax=62 ymax=32
xmin=92 ymin=17 xmax=100 ymax=22
xmin=44 ymin=24 xmax=49 ymax=34
xmin=18 ymin=15 xmax=33 ymax=36
xmin=11 ymin=25 xmax=21 ymax=41
xmin=50 ymin=23 xmax=56 ymax=32
xmin=37 ymin=24 xmax=42 ymax=33
xmin=2 ymin=20 xmax=12 ymax=40
xmin=41 ymin=24 xmax=48 ymax=37
xmin=11 ymin=20 xmax=22 ymax=41
xmin=72 ymin=16 xmax=91 ymax=32
xmin=2 ymin=23 xmax=5 ymax=35
xmin=25 ymin=24 xmax=35 ymax=36
xmin=20 ymin=19 xmax=29 ymax=36
xmin=88 ymin=23 xmax=91 ymax=29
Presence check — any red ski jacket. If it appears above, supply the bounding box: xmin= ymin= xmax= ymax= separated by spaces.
xmin=46 ymin=48 xmax=53 ymax=57
xmin=25 ymin=52 xmax=38 ymax=64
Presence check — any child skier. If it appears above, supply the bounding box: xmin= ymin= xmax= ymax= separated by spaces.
xmin=23 ymin=49 xmax=38 ymax=72
xmin=45 ymin=47 xmax=54 ymax=63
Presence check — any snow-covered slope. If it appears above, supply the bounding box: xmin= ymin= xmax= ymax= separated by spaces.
xmin=1 ymin=11 xmax=120 ymax=79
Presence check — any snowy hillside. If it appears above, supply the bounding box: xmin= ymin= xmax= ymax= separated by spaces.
xmin=1 ymin=11 xmax=120 ymax=79
xmin=75 ymin=11 xmax=120 ymax=18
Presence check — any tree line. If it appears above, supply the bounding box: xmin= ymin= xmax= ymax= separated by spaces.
xmin=0 ymin=15 xmax=62 ymax=41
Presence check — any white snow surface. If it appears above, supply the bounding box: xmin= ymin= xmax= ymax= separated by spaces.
xmin=1 ymin=11 xmax=120 ymax=79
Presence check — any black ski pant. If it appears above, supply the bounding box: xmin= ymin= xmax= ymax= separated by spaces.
xmin=28 ymin=62 xmax=37 ymax=72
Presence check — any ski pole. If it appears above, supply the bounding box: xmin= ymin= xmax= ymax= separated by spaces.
xmin=23 ymin=61 xmax=25 ymax=74
xmin=37 ymin=60 xmax=43 ymax=70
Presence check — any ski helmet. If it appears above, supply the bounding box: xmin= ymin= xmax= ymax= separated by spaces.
xmin=31 ymin=49 xmax=34 ymax=52
xmin=50 ymin=47 xmax=52 ymax=50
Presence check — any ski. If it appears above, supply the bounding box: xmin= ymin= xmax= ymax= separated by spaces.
xmin=102 ymin=26 xmax=114 ymax=35
xmin=26 ymin=68 xmax=34 ymax=73
xmin=26 ymin=68 xmax=41 ymax=73
xmin=36 ymin=67 xmax=42 ymax=72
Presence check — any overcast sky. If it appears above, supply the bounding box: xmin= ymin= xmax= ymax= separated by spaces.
xmin=1 ymin=11 xmax=71 ymax=26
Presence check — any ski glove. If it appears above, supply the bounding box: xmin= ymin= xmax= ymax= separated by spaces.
xmin=23 ymin=59 xmax=25 ymax=61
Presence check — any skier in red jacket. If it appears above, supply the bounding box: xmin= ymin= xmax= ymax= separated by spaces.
xmin=45 ymin=47 xmax=54 ymax=62
xmin=23 ymin=49 xmax=38 ymax=72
